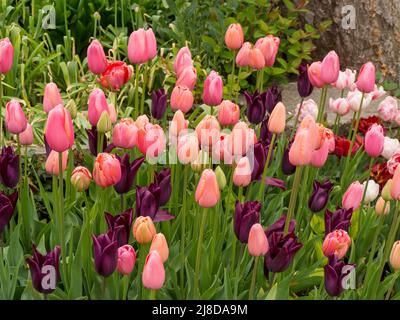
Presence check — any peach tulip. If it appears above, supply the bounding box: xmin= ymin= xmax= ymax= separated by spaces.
xmin=71 ymin=166 xmax=92 ymax=191
xmin=289 ymin=129 xmax=313 ymax=166
xmin=195 ymin=169 xmax=220 ymax=208
xmin=322 ymin=229 xmax=351 ymax=259
xmin=225 ymin=23 xmax=244 ymax=50
xmin=218 ymin=100 xmax=240 ymax=126
xmin=308 ymin=62 xmax=325 ymax=88
xmin=195 ymin=115 xmax=220 ymax=149
xmin=177 ymin=133 xmax=199 ymax=165
xmin=255 ymin=35 xmax=280 ymax=67
xmin=233 ymin=156 xmax=252 ymax=187
xmin=43 ymin=82 xmax=63 ymax=113
xmin=45 ymin=150 xmax=68 ymax=176
xmin=391 ymin=166 xmax=400 ymax=200
xmin=176 ymin=66 xmax=197 ymax=90
xmin=248 ymin=47 xmax=265 ymax=70
xmin=236 ymin=42 xmax=251 ymax=67
xmin=112 ymin=118 xmax=138 ymax=149
xmin=150 ymin=233 xmax=169 ymax=263
xmin=170 ymin=86 xmax=194 ymax=113
xmin=267 ymin=102 xmax=286 ymax=134
xmin=93 ymin=153 xmax=121 ymax=188
xmin=132 ymin=216 xmax=156 ymax=244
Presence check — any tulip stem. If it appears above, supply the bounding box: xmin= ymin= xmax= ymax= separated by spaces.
xmin=290 ymin=98 xmax=304 ymax=141
xmin=140 ymin=62 xmax=148 ymax=115
xmin=149 ymin=289 xmax=156 ymax=300
xmin=58 ymin=151 xmax=68 ymax=290
xmin=194 ymin=207 xmax=207 ymax=299
xmin=359 ymin=157 xmax=374 ymax=229
xmin=284 ymin=166 xmax=303 ymax=234
xmin=180 ymin=165 xmax=188 ymax=293
xmin=230 ymin=50 xmax=236 ymax=99
xmin=258 ymin=133 xmax=277 ymax=203
xmin=134 ymin=64 xmax=140 ymax=118
xmin=249 ymin=256 xmax=259 ymax=300
xmin=347 ymin=112 xmax=357 ymax=140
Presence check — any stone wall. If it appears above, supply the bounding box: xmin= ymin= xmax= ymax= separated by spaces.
xmin=305 ymin=0 xmax=400 ymax=81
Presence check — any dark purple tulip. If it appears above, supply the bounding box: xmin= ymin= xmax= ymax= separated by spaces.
xmin=151 ymin=89 xmax=168 ymax=120
xmin=259 ymin=118 xmax=273 ymax=147
xmin=136 ymin=186 xmax=174 ymax=222
xmin=265 ymin=85 xmax=282 ymax=114
xmin=308 ymin=180 xmax=334 ymax=213
xmin=325 ymin=208 xmax=353 ymax=236
xmin=114 ymin=155 xmax=144 ymax=194
xmin=324 ymin=255 xmax=355 ymax=296
xmin=26 ymin=244 xmax=61 ymax=294
xmin=153 ymin=168 xmax=172 ymax=206
xmin=44 ymin=136 xmax=51 ymax=157
xmin=264 ymin=215 xmax=302 ymax=273
xmin=297 ymin=63 xmax=313 ymax=98
xmin=234 ymin=201 xmax=261 ymax=243
xmin=281 ymin=144 xmax=296 ymax=176
xmin=251 ymin=143 xmax=266 ymax=181
xmin=0 ymin=191 xmax=18 ymax=236
xmin=92 ymin=232 xmax=118 ymax=277
xmin=86 ymin=126 xmax=107 ymax=156
xmin=0 ymin=147 xmax=19 ymax=189
xmin=244 ymin=91 xmax=267 ymax=125
xmin=265 ymin=177 xmax=286 ymax=190
xmin=105 ymin=208 xmax=133 ymax=246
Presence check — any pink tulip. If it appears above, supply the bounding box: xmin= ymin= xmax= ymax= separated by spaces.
xmin=142 ymin=251 xmax=165 ymax=290
xmin=308 ymin=62 xmax=325 ymax=88
xmin=228 ymin=121 xmax=255 ymax=156
xmin=195 ymin=115 xmax=220 ymax=149
xmin=177 ymin=133 xmax=199 ymax=165
xmin=329 ymin=98 xmax=350 ymax=116
xmin=169 ymin=110 xmax=189 ymax=143
xmin=150 ymin=233 xmax=169 ymax=263
xmin=87 ymin=39 xmax=107 ymax=74
xmin=289 ymin=129 xmax=313 ymax=166
xmin=112 ymin=118 xmax=138 ymax=149
xmin=135 ymin=114 xmax=150 ymax=130
xmin=333 ymin=69 xmax=356 ymax=90
xmin=70 ymin=166 xmax=92 ymax=192
xmin=248 ymin=224 xmax=269 ymax=257
xmin=377 ymin=96 xmax=398 ymax=122
xmin=254 ymin=35 xmax=280 ymax=67
xmin=43 ymin=82 xmax=63 ymax=113
xmin=311 ymin=139 xmax=329 ymax=168
xmin=137 ymin=123 xmax=166 ymax=158
xmin=127 ymin=28 xmax=157 ymax=64
xmin=218 ymin=100 xmax=240 ymax=126
xmin=356 ymin=62 xmax=376 ymax=93
xmin=176 ymin=66 xmax=197 ymax=90
xmin=19 ymin=124 xmax=34 ymax=145
xmin=5 ymin=100 xmax=27 ymax=134
xmin=320 ymin=50 xmax=340 ymax=84
xmin=342 ymin=181 xmax=364 ymax=211
xmin=233 ymin=156 xmax=252 ymax=187
xmin=248 ymin=47 xmax=265 ymax=70
xmin=88 ymin=88 xmax=116 ymax=126
xmin=225 ymin=23 xmax=244 ymax=50
xmin=93 ymin=153 xmax=121 ymax=188
xmin=322 ymin=229 xmax=351 ymax=259
xmin=0 ymin=38 xmax=14 ymax=74
xmin=117 ymin=245 xmax=136 ymax=275
xmin=267 ymin=102 xmax=286 ymax=134
xmin=195 ymin=169 xmax=220 ymax=208
xmin=203 ymin=70 xmax=223 ymax=106
xmin=174 ymin=47 xmax=193 ymax=77
xmin=45 ymin=105 xmax=74 ymax=153
xmin=236 ymin=42 xmax=252 ymax=67
xmin=45 ymin=150 xmax=68 ymax=176
xmin=365 ymin=124 xmax=384 ymax=157
xmin=170 ymin=86 xmax=194 ymax=113
xmin=391 ymin=165 xmax=400 ymax=200
xmin=298 ymin=115 xmax=320 ymax=150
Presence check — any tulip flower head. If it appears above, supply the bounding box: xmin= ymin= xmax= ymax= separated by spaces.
xmin=114 ymin=155 xmax=144 ymax=195
xmin=203 ymin=70 xmax=223 ymax=106
xmin=19 ymin=124 xmax=34 ymax=145
xmin=176 ymin=66 xmax=197 ymax=90
xmin=297 ymin=63 xmax=314 ymax=98
xmin=132 ymin=216 xmax=157 ymax=244
xmin=236 ymin=42 xmax=252 ymax=67
xmin=377 ymin=96 xmax=398 ymax=122
xmin=43 ymin=82 xmax=63 ymax=113
xmin=142 ymin=251 xmax=165 ymax=290
xmin=308 ymin=180 xmax=334 ymax=213
xmin=322 ymin=229 xmax=351 ymax=259
xmin=137 ymin=123 xmax=166 ymax=159
xmin=93 ymin=153 xmax=122 ymax=188
xmin=224 ymin=23 xmax=244 ymax=50
xmin=234 ymin=201 xmax=261 ymax=243
xmin=170 ymin=86 xmax=194 ymax=113
xmin=391 ymin=165 xmax=400 ymax=200
xmin=365 ymin=124 xmax=384 ymax=157
xmin=248 ymin=223 xmax=269 ymax=257
xmin=174 ymin=46 xmax=193 ymax=77
xmin=150 ymin=233 xmax=169 ymax=262
xmin=98 ymin=61 xmax=132 ymax=91
xmin=267 ymin=102 xmax=286 ymax=134
xmin=390 ymin=241 xmax=400 ymax=270
xmin=92 ymin=232 xmax=118 ymax=277
xmin=87 ymin=39 xmax=108 ymax=75
xmin=324 ymin=255 xmax=355 ymax=297
xmin=195 ymin=169 xmax=220 ymax=208
xmin=324 ymin=208 xmax=353 ymax=236
xmin=356 ymin=62 xmax=376 ymax=93
xmin=128 ymin=28 xmax=157 ymax=64
xmin=0 ymin=191 xmax=18 ymax=235
xmin=254 ymin=35 xmax=280 ymax=67
xmin=308 ymin=62 xmax=325 ymax=88
xmin=117 ymin=245 xmax=136 ymax=275
xmin=233 ymin=156 xmax=252 ymax=187
xmin=112 ymin=118 xmax=138 ymax=149
xmin=218 ymin=100 xmax=240 ymax=126
xmin=342 ymin=181 xmax=364 ymax=211
xmin=0 ymin=38 xmax=14 ymax=74
xmin=71 ymin=166 xmax=92 ymax=191
xmin=151 ymin=89 xmax=168 ymax=119
xmin=375 ymin=197 xmax=390 ymax=216
xmin=45 ymin=105 xmax=74 ymax=153
xmin=320 ymin=50 xmax=340 ymax=84
xmin=45 ymin=150 xmax=68 ymax=176
xmin=105 ymin=208 xmax=133 ymax=247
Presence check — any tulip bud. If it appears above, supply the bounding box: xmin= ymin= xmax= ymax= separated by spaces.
xmin=342 ymin=181 xmax=364 ymax=211
xmin=195 ymin=169 xmax=220 ymax=208
xmin=308 ymin=62 xmax=324 ymax=88
xmin=382 ymin=179 xmax=393 ymax=201
xmin=267 ymin=102 xmax=286 ymax=134
xmin=45 ymin=150 xmax=68 ymax=176
xmin=203 ymin=70 xmax=223 ymax=106
xmin=87 ymin=39 xmax=108 ymax=75
xmin=117 ymin=245 xmax=136 ymax=275
xmin=132 ymin=216 xmax=156 ymax=244
xmin=174 ymin=47 xmax=193 ymax=77
xmin=97 ymin=111 xmax=112 ymax=133
xmin=322 ymin=229 xmax=351 ymax=259
xmin=71 ymin=166 xmax=92 ymax=191
xmin=5 ymin=100 xmax=28 ymax=134
xmin=233 ymin=156 xmax=252 ymax=187
xmin=320 ymin=50 xmax=340 ymax=84
xmin=150 ymin=233 xmax=169 ymax=262
xmin=236 ymin=42 xmax=251 ymax=67
xmin=0 ymin=38 xmax=14 ymax=74
xmin=93 ymin=153 xmax=121 ymax=188
xmin=215 ymin=165 xmax=227 ymax=190
xmin=218 ymin=100 xmax=240 ymax=126
xmin=375 ymin=197 xmax=390 ymax=216
xmin=43 ymin=82 xmax=63 ymax=113
xmin=19 ymin=124 xmax=34 ymax=146
xmin=365 ymin=124 xmax=384 ymax=158
xmin=248 ymin=223 xmax=269 ymax=257
xmin=170 ymin=86 xmax=194 ymax=113
xmin=289 ymin=129 xmax=313 ymax=166
xmin=65 ymin=99 xmax=77 ymax=119
xmin=45 ymin=105 xmax=75 ymax=153
xmin=142 ymin=251 xmax=165 ymax=290
xmin=356 ymin=62 xmax=376 ymax=93
xmin=297 ymin=63 xmax=313 ymax=98
xmin=224 ymin=23 xmax=244 ymax=50
xmin=254 ymin=35 xmax=280 ymax=67
xmin=390 ymin=241 xmax=400 ymax=270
